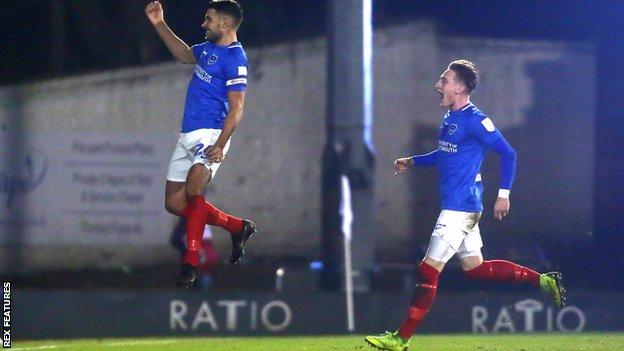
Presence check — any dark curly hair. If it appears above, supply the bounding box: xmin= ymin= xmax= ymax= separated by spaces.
xmin=208 ymin=0 xmax=243 ymax=29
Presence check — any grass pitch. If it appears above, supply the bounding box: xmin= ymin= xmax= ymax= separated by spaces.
xmin=11 ymin=333 xmax=624 ymax=350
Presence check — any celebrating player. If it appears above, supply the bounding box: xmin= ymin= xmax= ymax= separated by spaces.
xmin=365 ymin=60 xmax=566 ymax=351
xmin=145 ymin=0 xmax=257 ymax=287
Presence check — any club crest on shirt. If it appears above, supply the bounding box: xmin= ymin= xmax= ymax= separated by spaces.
xmin=448 ymin=124 xmax=458 ymax=135
xmin=207 ymin=54 xmax=219 ymax=65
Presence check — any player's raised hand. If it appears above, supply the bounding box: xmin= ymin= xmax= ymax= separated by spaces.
xmin=205 ymin=145 xmax=225 ymax=163
xmin=493 ymin=197 xmax=510 ymax=220
xmin=145 ymin=1 xmax=164 ymax=25
xmin=393 ymin=157 xmax=413 ymax=176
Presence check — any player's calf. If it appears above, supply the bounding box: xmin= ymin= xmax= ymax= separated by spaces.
xmin=396 ymin=261 xmax=439 ymax=340
xmin=464 ymin=259 xmax=540 ymax=288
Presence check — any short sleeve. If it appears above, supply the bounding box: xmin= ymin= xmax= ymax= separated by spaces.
xmin=224 ymin=51 xmax=249 ymax=92
xmin=466 ymin=115 xmax=503 ymax=145
xmin=191 ymin=42 xmax=206 ymax=61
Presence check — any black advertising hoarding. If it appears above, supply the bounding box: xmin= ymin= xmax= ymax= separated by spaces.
xmin=12 ymin=289 xmax=624 ymax=339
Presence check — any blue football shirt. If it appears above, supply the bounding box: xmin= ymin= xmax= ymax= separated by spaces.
xmin=437 ymin=103 xmax=503 ymax=212
xmin=180 ymin=41 xmax=249 ymax=133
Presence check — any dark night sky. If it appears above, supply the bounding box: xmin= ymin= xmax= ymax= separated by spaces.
xmin=1 ymin=0 xmax=622 ymax=85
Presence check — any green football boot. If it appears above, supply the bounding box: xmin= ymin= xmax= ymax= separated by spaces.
xmin=540 ymin=271 xmax=567 ymax=308
xmin=365 ymin=331 xmax=410 ymax=351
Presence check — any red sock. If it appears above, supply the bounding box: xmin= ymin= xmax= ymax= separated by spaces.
xmin=465 ymin=260 xmax=540 ymax=288
xmin=181 ymin=196 xmax=244 ymax=267
xmin=182 ymin=196 xmax=207 ymax=266
xmin=183 ymin=196 xmax=244 ymax=232
xmin=397 ymin=262 xmax=440 ymax=340
xmin=201 ymin=198 xmax=244 ymax=234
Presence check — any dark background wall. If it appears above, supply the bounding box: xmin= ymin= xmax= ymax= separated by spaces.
xmin=0 ymin=0 xmax=622 ymax=290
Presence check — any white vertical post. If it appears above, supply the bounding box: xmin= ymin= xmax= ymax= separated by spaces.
xmin=340 ymin=175 xmax=355 ymax=332
xmin=362 ymin=0 xmax=374 ymax=151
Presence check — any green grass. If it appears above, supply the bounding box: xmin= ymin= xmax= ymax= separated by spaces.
xmin=12 ymin=333 xmax=624 ymax=351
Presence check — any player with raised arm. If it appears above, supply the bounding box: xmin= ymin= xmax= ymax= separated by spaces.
xmin=365 ymin=60 xmax=566 ymax=351
xmin=145 ymin=0 xmax=257 ymax=287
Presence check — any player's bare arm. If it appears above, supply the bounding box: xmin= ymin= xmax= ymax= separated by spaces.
xmin=145 ymin=1 xmax=196 ymax=64
xmin=205 ymin=91 xmax=246 ymax=163
xmin=393 ymin=157 xmax=413 ymax=175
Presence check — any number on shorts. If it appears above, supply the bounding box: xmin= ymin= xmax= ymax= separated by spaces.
xmin=194 ymin=143 xmax=211 ymax=159
xmin=193 ymin=143 xmax=205 ymax=157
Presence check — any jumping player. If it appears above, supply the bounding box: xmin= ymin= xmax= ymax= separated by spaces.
xmin=145 ymin=0 xmax=257 ymax=287
xmin=365 ymin=60 xmax=566 ymax=351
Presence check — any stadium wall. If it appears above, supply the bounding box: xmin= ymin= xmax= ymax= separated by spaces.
xmin=0 ymin=22 xmax=595 ymax=271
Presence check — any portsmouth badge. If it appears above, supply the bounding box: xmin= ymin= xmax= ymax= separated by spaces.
xmin=207 ymin=54 xmax=219 ymax=65
xmin=448 ymin=123 xmax=458 ymax=135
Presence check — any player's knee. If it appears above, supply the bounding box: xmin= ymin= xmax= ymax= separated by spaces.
xmin=458 ymin=251 xmax=484 ymax=271
xmin=164 ymin=203 xmax=178 ymax=216
xmin=187 ymin=164 xmax=211 ymax=182
xmin=422 ymin=257 xmax=445 ymax=274
xmin=184 ymin=187 xmax=204 ymax=199
xmin=165 ymin=199 xmax=184 ymax=216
